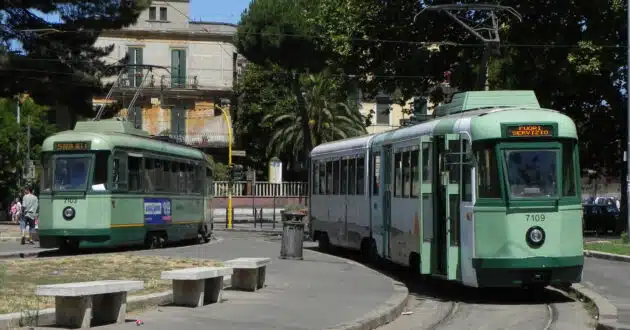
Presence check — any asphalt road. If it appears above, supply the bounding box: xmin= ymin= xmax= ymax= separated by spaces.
xmin=583 ymin=257 xmax=630 ymax=328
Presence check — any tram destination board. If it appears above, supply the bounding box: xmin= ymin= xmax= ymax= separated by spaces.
xmin=505 ymin=125 xmax=554 ymax=138
xmin=53 ymin=141 xmax=91 ymax=151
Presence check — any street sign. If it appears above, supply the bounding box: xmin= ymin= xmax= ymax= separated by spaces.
xmin=268 ymin=158 xmax=282 ymax=184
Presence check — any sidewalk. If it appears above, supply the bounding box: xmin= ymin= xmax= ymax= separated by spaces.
xmin=89 ymin=231 xmax=407 ymax=330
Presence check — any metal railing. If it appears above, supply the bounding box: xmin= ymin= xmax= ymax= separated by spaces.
xmin=213 ymin=181 xmax=307 ymax=197
xmin=115 ymin=74 xmax=200 ymax=89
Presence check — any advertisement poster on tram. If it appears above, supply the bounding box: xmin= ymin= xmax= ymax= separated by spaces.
xmin=143 ymin=198 xmax=173 ymax=225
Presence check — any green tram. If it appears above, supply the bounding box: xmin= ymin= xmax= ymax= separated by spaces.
xmin=38 ymin=119 xmax=213 ymax=251
xmin=310 ymin=90 xmax=583 ymax=288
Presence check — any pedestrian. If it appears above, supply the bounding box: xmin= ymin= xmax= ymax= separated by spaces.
xmin=11 ymin=197 xmax=21 ymax=224
xmin=21 ymin=186 xmax=38 ymax=245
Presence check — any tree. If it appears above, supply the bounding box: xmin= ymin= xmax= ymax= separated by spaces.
xmin=234 ymin=62 xmax=295 ymax=172
xmin=236 ymin=0 xmax=332 ymax=158
xmin=264 ymin=72 xmax=366 ymax=161
xmin=0 ymin=0 xmax=150 ymax=122
xmin=0 ymin=96 xmax=57 ymax=202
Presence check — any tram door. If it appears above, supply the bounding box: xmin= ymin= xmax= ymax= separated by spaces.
xmin=420 ymin=136 xmax=434 ymax=274
xmin=382 ymin=145 xmax=393 ymax=259
xmin=443 ymin=134 xmax=462 ymax=281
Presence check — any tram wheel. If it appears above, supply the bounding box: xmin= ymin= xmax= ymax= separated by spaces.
xmin=158 ymin=233 xmax=166 ymax=248
xmin=145 ymin=233 xmax=159 ymax=249
xmin=318 ymin=232 xmax=331 ymax=252
xmin=199 ymin=225 xmax=210 ymax=243
xmin=361 ymin=239 xmax=379 ymax=265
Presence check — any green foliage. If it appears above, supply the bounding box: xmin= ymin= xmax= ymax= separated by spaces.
xmin=622 ymin=232 xmax=629 ymax=245
xmin=0 ymin=0 xmax=150 ymax=118
xmin=0 ymin=97 xmax=57 ymax=201
xmin=214 ymin=162 xmax=230 ymax=181
xmin=235 ymin=0 xmax=329 ymax=71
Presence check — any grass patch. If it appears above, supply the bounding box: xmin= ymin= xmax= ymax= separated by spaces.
xmin=585 ymin=240 xmax=630 ymax=256
xmin=0 ymin=254 xmax=219 ymax=314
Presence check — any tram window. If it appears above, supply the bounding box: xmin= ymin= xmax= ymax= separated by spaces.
xmin=92 ymin=151 xmax=110 ymax=191
xmin=372 ymin=153 xmax=380 ymax=195
xmin=357 ymin=157 xmax=365 ymax=195
xmin=178 ymin=163 xmax=186 ymax=193
xmin=348 ymin=158 xmax=356 ymax=195
xmin=402 ymin=151 xmax=411 ymax=198
xmin=197 ymin=165 xmax=204 ymax=193
xmin=462 ymin=142 xmax=472 ymax=202
xmin=325 ymin=161 xmax=333 ymax=194
xmin=562 ymin=142 xmax=577 ymax=196
xmin=312 ymin=161 xmax=319 ymax=195
xmin=319 ymin=161 xmax=326 ymax=194
xmin=394 ymin=152 xmax=402 ymax=197
xmin=447 ymin=140 xmax=461 ymax=184
xmin=333 ymin=160 xmax=340 ymax=195
xmin=154 ymin=159 xmax=164 ymax=191
xmin=186 ymin=164 xmax=195 ymax=193
xmin=410 ymin=149 xmax=419 ymax=197
xmin=206 ymin=167 xmax=214 ymax=196
xmin=421 ymin=143 xmax=431 ymax=183
xmin=40 ymin=153 xmax=53 ymax=192
xmin=143 ymin=158 xmax=155 ymax=192
xmin=340 ymin=159 xmax=348 ymax=194
xmin=112 ymin=155 xmax=128 ymax=191
xmin=476 ymin=145 xmax=501 ymax=198
xmin=128 ymin=156 xmax=142 ymax=192
xmin=172 ymin=162 xmax=180 ymax=193
xmin=163 ymin=161 xmax=171 ymax=192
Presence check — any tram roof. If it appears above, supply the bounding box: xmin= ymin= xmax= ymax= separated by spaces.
xmin=371 ymin=106 xmax=577 ymax=144
xmin=42 ymin=129 xmax=207 ymax=160
xmin=310 ymin=134 xmax=376 ymax=158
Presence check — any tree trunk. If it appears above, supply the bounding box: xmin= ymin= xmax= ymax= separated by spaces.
xmin=292 ymin=72 xmax=312 ymax=184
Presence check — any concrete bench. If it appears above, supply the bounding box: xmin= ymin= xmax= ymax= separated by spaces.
xmin=225 ymin=258 xmax=271 ymax=291
xmin=36 ymin=280 xmax=143 ymax=329
xmin=161 ymin=266 xmax=233 ymax=307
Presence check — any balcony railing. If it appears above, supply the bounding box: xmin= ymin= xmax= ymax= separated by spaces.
xmin=213 ymin=181 xmax=307 ymax=197
xmin=115 ymin=74 xmax=200 ymax=89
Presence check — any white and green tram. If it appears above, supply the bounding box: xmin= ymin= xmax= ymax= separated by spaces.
xmin=310 ymin=90 xmax=583 ymax=288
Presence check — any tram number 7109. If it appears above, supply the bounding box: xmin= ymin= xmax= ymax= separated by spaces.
xmin=526 ymin=214 xmax=545 ymax=222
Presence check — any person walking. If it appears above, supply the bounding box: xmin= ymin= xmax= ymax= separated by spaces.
xmin=21 ymin=186 xmax=38 ymax=245
xmin=10 ymin=197 xmax=21 ymax=224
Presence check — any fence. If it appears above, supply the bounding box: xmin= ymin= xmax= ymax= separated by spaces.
xmin=213 ymin=181 xmax=307 ymax=197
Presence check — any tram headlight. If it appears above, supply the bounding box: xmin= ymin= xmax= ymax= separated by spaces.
xmin=526 ymin=226 xmax=545 ymax=247
xmin=62 ymin=206 xmax=75 ymax=220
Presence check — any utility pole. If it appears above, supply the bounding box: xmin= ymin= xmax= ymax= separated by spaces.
xmin=26 ymin=116 xmax=31 ymax=180
xmin=15 ymin=95 xmax=21 ymax=188
xmin=626 ymin=1 xmax=630 ymax=233
xmin=415 ymin=4 xmax=522 ymax=90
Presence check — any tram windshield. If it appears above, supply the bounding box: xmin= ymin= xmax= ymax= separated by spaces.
xmin=53 ymin=157 xmax=91 ymax=191
xmin=504 ymin=150 xmax=558 ymax=198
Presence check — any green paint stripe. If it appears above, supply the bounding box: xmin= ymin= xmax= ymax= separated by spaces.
xmin=472 ymin=256 xmax=584 ymax=269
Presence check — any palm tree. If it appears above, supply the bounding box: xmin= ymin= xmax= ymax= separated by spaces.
xmin=264 ymin=72 xmax=367 ymax=159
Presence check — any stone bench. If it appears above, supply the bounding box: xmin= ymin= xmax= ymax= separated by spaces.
xmin=36 ymin=280 xmax=144 ymax=329
xmin=225 ymin=258 xmax=271 ymax=291
xmin=161 ymin=266 xmax=233 ymax=307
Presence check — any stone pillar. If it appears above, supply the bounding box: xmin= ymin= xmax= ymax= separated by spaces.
xmin=92 ymin=292 xmax=127 ymax=325
xmin=55 ymin=296 xmax=93 ymax=329
xmin=173 ymin=280 xmax=204 ymax=307
xmin=257 ymin=266 xmax=267 ymax=290
xmin=231 ymin=269 xmax=259 ymax=291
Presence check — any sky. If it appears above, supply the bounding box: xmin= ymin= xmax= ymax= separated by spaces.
xmin=189 ymin=0 xmax=251 ymax=24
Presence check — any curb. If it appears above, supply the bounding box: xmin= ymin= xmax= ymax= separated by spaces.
xmin=584 ymin=250 xmax=630 ymax=263
xmin=563 ymin=283 xmax=619 ymax=330
xmin=215 ymin=227 xmax=282 ymax=234
xmin=0 ymin=291 xmax=174 ymax=329
xmin=305 ymin=248 xmax=410 ymax=330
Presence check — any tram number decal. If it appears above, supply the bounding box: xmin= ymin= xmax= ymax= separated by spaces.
xmin=526 ymin=214 xmax=545 ymax=222
xmin=64 ymin=198 xmax=77 ymax=204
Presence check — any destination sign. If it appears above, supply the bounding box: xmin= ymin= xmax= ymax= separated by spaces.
xmin=506 ymin=125 xmax=553 ymax=137
xmin=54 ymin=141 xmax=91 ymax=151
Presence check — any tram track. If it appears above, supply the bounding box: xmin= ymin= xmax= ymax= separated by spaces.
xmin=288 ymin=237 xmax=590 ymax=330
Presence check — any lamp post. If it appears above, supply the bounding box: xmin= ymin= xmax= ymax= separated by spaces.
xmin=215 ymin=99 xmax=233 ymax=229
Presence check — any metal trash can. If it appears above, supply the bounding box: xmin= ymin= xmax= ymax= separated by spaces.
xmin=280 ymin=217 xmax=305 ymax=260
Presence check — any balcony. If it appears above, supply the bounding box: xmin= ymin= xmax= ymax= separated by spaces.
xmin=115 ymin=73 xmax=200 ymax=89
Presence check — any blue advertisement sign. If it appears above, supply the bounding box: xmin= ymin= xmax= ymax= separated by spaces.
xmin=143 ymin=198 xmax=172 ymax=225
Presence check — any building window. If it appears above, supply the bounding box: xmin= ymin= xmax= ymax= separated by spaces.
xmin=171 ymin=49 xmax=187 ymax=88
xmin=149 ymin=7 xmax=156 ymax=20
xmin=159 ymin=7 xmax=167 ymax=21
xmin=375 ymin=102 xmax=390 ymax=125
xmin=170 ymin=107 xmax=186 ymax=142
xmin=126 ymin=47 xmax=143 ymax=87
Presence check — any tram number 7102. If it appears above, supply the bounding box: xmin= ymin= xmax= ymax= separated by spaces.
xmin=526 ymin=214 xmax=545 ymax=222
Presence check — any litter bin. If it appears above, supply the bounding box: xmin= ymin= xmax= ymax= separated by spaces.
xmin=280 ymin=212 xmax=306 ymax=260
